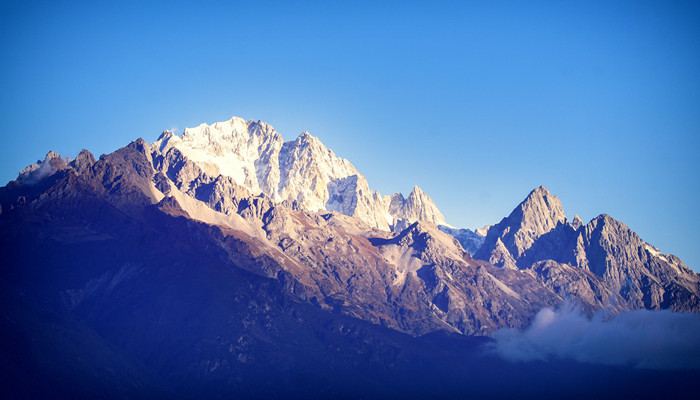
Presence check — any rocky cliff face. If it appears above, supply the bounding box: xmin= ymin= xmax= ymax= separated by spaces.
xmin=437 ymin=225 xmax=485 ymax=256
xmin=386 ymin=186 xmax=447 ymax=231
xmin=579 ymin=214 xmax=700 ymax=310
xmin=475 ymin=186 xmax=567 ymax=265
xmin=152 ymin=118 xmax=396 ymax=230
xmin=151 ymin=117 xmax=455 ymax=233
xmin=474 ymin=186 xmax=700 ymax=312
xmin=370 ymin=221 xmax=556 ymax=335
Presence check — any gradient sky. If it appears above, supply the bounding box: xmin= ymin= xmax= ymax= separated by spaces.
xmin=1 ymin=1 xmax=699 ymax=270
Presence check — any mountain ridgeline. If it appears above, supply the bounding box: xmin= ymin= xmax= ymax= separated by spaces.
xmin=1 ymin=116 xmax=698 ymax=398
xmin=475 ymin=187 xmax=699 ymax=312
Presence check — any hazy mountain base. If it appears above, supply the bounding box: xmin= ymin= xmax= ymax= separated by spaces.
xmin=1 ymin=199 xmax=696 ymax=399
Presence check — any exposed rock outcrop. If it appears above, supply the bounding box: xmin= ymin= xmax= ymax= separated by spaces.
xmin=474 ymin=187 xmax=700 ymax=312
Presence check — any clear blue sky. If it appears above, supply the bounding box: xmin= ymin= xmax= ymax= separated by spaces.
xmin=2 ymin=1 xmax=699 ymax=270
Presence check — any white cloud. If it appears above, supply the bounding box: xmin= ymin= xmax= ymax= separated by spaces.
xmin=490 ymin=303 xmax=700 ymax=370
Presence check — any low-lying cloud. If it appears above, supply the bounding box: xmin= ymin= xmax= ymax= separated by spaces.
xmin=490 ymin=303 xmax=700 ymax=370
xmin=17 ymin=157 xmax=65 ymax=185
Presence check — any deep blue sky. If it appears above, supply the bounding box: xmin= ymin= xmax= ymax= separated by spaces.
xmin=2 ymin=1 xmax=699 ymax=270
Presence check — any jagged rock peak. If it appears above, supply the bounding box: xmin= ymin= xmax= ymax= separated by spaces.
xmin=386 ymin=185 xmax=446 ymax=229
xmin=475 ymin=186 xmax=567 ymax=262
xmin=389 ymin=220 xmax=465 ymax=259
xmin=490 ymin=237 xmax=518 ymax=270
xmin=577 ymin=212 xmax=700 ymax=309
xmin=296 ymin=130 xmax=318 ymax=144
xmin=591 ymin=213 xmax=613 ymax=222
xmin=407 ymin=186 xmax=430 ymax=203
xmin=584 ymin=214 xmax=632 ymax=241
xmin=77 ymin=149 xmax=94 ymax=158
xmin=150 ymin=116 xmax=395 ymax=231
xmin=152 ymin=116 xmax=285 ymax=196
xmin=503 ymin=186 xmax=566 ymax=253
xmin=15 ymin=150 xmax=69 ymax=184
xmin=184 ymin=116 xmax=279 ymax=140
xmin=406 ymin=185 xmax=446 ymax=225
xmin=132 ymin=137 xmax=148 ymax=147
xmin=70 ymin=149 xmax=96 ymax=173
xmin=571 ymin=214 xmax=584 ymax=230
xmin=45 ymin=150 xmax=61 ymax=161
xmin=475 ymin=225 xmax=491 ymax=236
xmin=528 ymin=185 xmax=550 ymax=196
xmin=157 ymin=130 xmax=175 ymax=141
xmin=513 ymin=185 xmax=566 ymax=230
xmin=437 ymin=225 xmax=485 ymax=256
xmin=522 ymin=185 xmax=558 ymax=207
xmin=177 ymin=117 xmax=284 ymax=157
xmin=583 ymin=214 xmax=633 ymax=245
xmin=583 ymin=214 xmax=622 ymax=234
xmin=288 ymin=130 xmax=336 ymax=158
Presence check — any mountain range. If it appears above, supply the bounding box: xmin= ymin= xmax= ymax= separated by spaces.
xmin=1 ymin=116 xmax=698 ymax=398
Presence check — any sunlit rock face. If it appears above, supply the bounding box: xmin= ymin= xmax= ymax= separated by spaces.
xmin=151 ymin=117 xmax=393 ymax=231
xmin=475 ymin=186 xmax=700 ymax=312
xmin=151 ymin=117 xmax=457 ymax=234
xmin=476 ymin=186 xmax=567 ymax=264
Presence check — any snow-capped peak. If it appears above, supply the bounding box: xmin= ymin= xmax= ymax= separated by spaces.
xmin=150 ymin=116 xmax=451 ymax=232
xmin=152 ymin=117 xmax=285 ymax=195
xmin=297 ymin=130 xmax=315 ymax=143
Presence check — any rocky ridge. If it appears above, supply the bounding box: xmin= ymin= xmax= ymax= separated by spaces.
xmin=0 ymin=136 xmax=559 ymax=336
xmin=3 ymin=117 xmax=699 ymax=399
xmin=476 ymin=186 xmax=700 ymax=312
xmin=1 ymin=116 xmax=698 ymax=341
xmin=152 ymin=117 xmax=446 ymax=231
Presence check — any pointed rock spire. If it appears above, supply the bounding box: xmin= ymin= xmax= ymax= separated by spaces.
xmin=44 ymin=150 xmax=61 ymax=161
xmin=507 ymin=186 xmax=566 ymax=249
xmin=387 ymin=185 xmax=446 ymax=229
xmin=571 ymin=214 xmax=584 ymax=230
xmin=475 ymin=186 xmax=567 ymax=263
xmin=515 ymin=186 xmax=566 ymax=229
xmin=298 ymin=130 xmax=314 ymax=141
xmin=69 ymin=149 xmax=96 ymax=173
xmin=489 ymin=238 xmax=518 ymax=270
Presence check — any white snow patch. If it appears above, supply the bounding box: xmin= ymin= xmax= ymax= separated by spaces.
xmin=645 ymin=243 xmax=669 ymax=263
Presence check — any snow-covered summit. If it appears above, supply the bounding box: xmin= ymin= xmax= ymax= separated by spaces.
xmin=153 ymin=117 xmax=284 ymax=196
xmin=150 ymin=116 xmax=453 ymax=231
